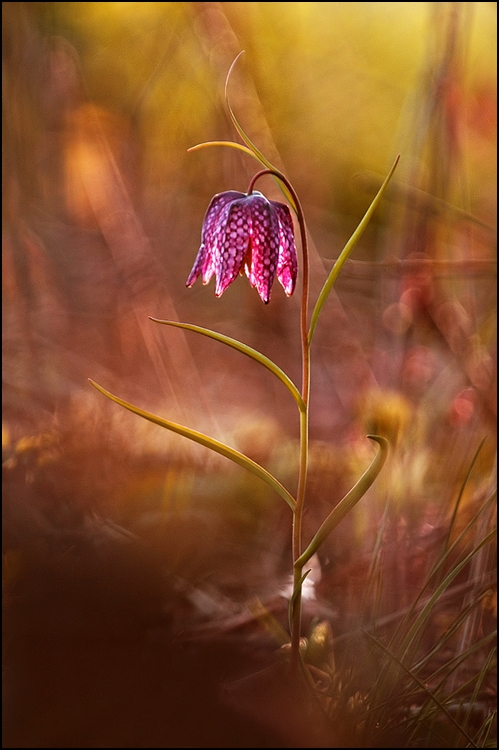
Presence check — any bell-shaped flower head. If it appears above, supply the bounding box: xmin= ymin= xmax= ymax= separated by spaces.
xmin=186 ymin=190 xmax=298 ymax=304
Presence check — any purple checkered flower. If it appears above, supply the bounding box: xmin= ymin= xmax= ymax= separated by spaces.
xmin=186 ymin=189 xmax=298 ymax=304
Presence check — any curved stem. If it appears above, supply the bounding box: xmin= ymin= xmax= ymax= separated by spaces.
xmin=248 ymin=169 xmax=310 ymax=673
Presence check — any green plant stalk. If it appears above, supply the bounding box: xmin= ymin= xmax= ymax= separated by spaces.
xmin=246 ymin=168 xmax=310 ymax=673
xmin=292 ymin=193 xmax=310 ymax=673
xmin=280 ymin=157 xmax=397 ymax=671
xmin=283 ymin=157 xmax=397 ymax=672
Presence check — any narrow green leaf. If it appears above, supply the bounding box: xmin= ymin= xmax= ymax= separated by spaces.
xmin=461 ymin=645 xmax=496 ymax=739
xmin=308 ymin=155 xmax=400 ymax=344
xmin=149 ymin=318 xmax=305 ymax=413
xmin=187 ymin=140 xmax=256 ymax=159
xmin=412 ymin=597 xmax=495 ymax=676
xmin=295 ymin=435 xmax=389 ymax=568
xmin=88 ymin=379 xmax=296 ymax=511
xmin=224 ymin=52 xmax=276 ymax=171
xmin=431 ymin=631 xmax=497 ymax=693
xmin=187 ymin=55 xmax=297 ymax=212
xmin=187 ymin=138 xmax=297 ymax=213
xmin=222 ymin=52 xmax=297 ymax=212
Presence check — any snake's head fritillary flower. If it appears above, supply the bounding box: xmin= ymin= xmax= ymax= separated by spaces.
xmin=186 ymin=190 xmax=298 ymax=304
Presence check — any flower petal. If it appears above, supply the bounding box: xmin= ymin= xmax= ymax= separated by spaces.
xmin=244 ymin=194 xmax=279 ymax=304
xmin=186 ymin=191 xmax=244 ymax=288
xmin=215 ymin=200 xmax=251 ymax=297
xmin=272 ymin=202 xmax=298 ymax=296
xmin=185 ymin=244 xmax=207 ymax=288
xmin=186 ymin=188 xmax=297 ymax=303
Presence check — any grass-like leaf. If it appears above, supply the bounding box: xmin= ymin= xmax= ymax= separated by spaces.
xmin=412 ymin=594 xmax=495 ymax=677
xmin=187 ymin=140 xmax=255 ymax=159
xmin=397 ymin=529 xmax=496 ymax=665
xmin=88 ymin=379 xmax=296 ymax=511
xmin=224 ymin=53 xmax=272 ymax=166
xmin=308 ymin=155 xmax=400 ymax=344
xmin=295 ymin=435 xmax=389 ymax=568
xmin=149 ymin=318 xmax=305 ymax=412
xmin=364 ymin=632 xmax=479 ymax=748
xmin=440 ymin=634 xmax=497 ymax=701
xmin=444 ymin=437 xmax=488 ymax=554
xmin=189 ymin=52 xmax=298 ymax=213
xmin=391 ymin=490 xmax=496 ymax=657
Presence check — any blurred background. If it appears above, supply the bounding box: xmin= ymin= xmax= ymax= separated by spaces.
xmin=2 ymin=2 xmax=497 ymax=746
xmin=3 ymin=1 xmax=496 ymax=431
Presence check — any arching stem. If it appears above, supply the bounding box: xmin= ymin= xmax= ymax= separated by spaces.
xmin=248 ymin=169 xmax=310 ymax=674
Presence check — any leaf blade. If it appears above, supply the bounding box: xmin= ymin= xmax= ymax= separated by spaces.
xmin=149 ymin=318 xmax=305 ymax=412
xmin=295 ymin=435 xmax=389 ymax=568
xmin=88 ymin=379 xmax=296 ymax=511
xmin=308 ymin=155 xmax=400 ymax=344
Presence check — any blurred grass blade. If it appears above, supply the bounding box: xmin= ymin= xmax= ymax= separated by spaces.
xmin=466 ymin=647 xmax=497 ymax=743
xmin=442 ymin=634 xmax=497 ymax=699
xmin=295 ymin=435 xmax=389 ymax=568
xmin=398 ymin=529 xmax=496 ymax=663
xmin=395 ymin=489 xmax=497 ymax=645
xmin=308 ymin=155 xmax=400 ymax=344
xmin=149 ymin=318 xmax=305 ymax=412
xmin=364 ymin=632 xmax=479 ymax=748
xmin=412 ymin=596 xmax=495 ymax=675
xmin=88 ymin=379 xmax=296 ymax=511
xmin=475 ymin=706 xmax=497 ymax=747
xmin=444 ymin=437 xmax=487 ymax=554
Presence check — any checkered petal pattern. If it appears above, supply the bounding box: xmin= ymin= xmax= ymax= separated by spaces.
xmin=186 ymin=190 xmax=298 ymax=304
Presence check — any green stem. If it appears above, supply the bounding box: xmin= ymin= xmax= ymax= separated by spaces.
xmin=248 ymin=169 xmax=310 ymax=674
xmin=290 ymin=185 xmax=310 ymax=675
